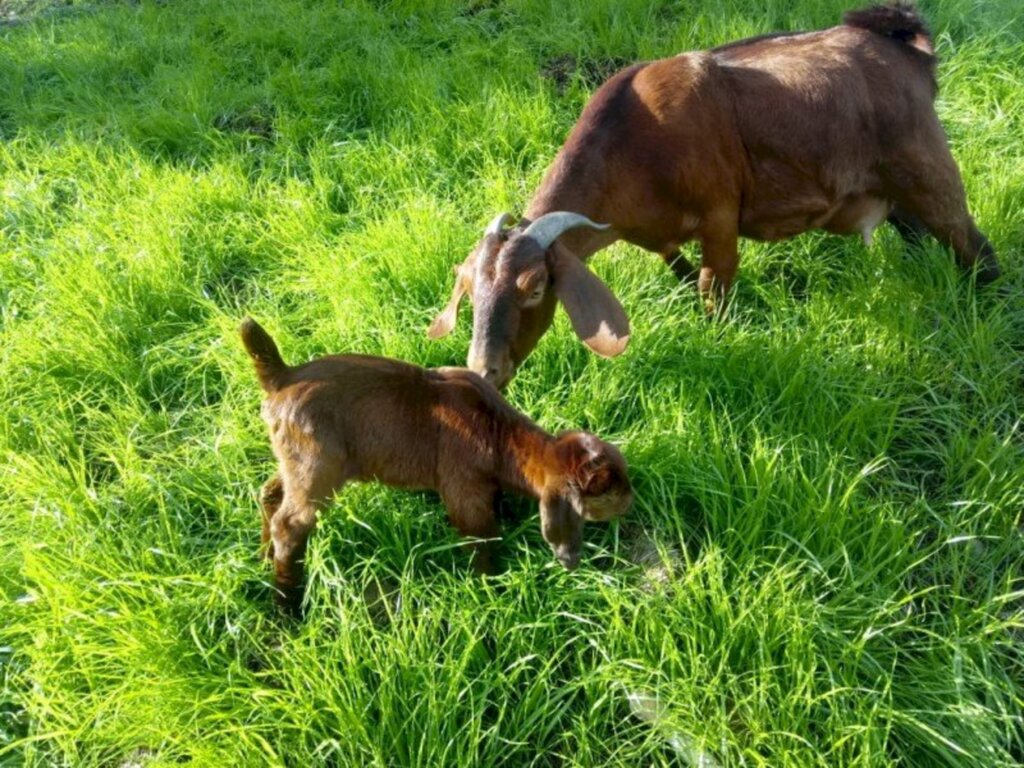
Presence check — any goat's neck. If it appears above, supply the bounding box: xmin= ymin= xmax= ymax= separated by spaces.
xmin=526 ymin=169 xmax=592 ymax=222
xmin=524 ymin=160 xmax=612 ymax=263
xmin=498 ymin=423 xmax=556 ymax=499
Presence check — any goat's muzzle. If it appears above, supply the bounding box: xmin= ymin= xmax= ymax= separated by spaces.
xmin=468 ymin=351 xmax=514 ymax=390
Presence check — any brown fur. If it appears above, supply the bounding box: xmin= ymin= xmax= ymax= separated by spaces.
xmin=843 ymin=2 xmax=934 ymax=53
xmin=240 ymin=318 xmax=632 ymax=615
xmin=431 ymin=3 xmax=1000 ymax=388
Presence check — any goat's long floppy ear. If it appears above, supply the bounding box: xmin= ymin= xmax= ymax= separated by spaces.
xmin=428 ymin=213 xmax=514 ymax=339
xmin=427 ymin=275 xmax=467 ymax=339
xmin=551 ymin=246 xmax=630 ymax=357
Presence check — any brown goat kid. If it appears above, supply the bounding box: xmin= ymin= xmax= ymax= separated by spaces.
xmin=429 ymin=4 xmax=1000 ymax=389
xmin=241 ymin=318 xmax=632 ymax=614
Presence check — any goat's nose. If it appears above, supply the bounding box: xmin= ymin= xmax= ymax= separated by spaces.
xmin=560 ymin=553 xmax=580 ymax=570
xmin=469 ymin=350 xmax=513 ymax=388
xmin=467 ymin=353 xmax=486 ymax=373
xmin=482 ymin=366 xmax=512 ymax=389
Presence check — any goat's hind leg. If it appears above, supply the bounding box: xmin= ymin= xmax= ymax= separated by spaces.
xmin=259 ymin=473 xmax=284 ymax=560
xmin=887 ymin=206 xmax=929 ymax=247
xmin=269 ymin=496 xmax=318 ymax=617
xmin=270 ymin=459 xmax=345 ymax=617
xmin=886 ymin=134 xmax=1000 ymax=285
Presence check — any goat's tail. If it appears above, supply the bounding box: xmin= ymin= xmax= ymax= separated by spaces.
xmin=843 ymin=3 xmax=933 ymax=54
xmin=240 ymin=317 xmax=289 ymax=393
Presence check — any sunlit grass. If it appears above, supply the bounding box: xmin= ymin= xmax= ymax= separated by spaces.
xmin=1 ymin=0 xmax=1022 ymax=765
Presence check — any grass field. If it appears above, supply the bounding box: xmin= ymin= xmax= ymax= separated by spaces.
xmin=1 ymin=0 xmax=1022 ymax=765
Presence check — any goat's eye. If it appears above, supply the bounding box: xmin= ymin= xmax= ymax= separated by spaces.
xmin=521 ymin=284 xmax=545 ymax=307
xmin=517 ymin=270 xmax=547 ymax=306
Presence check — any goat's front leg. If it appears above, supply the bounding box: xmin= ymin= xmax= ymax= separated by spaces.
xmin=661 ymin=249 xmax=699 ymax=283
xmin=698 ymin=214 xmax=740 ymax=316
xmin=441 ymin=486 xmax=501 ymax=575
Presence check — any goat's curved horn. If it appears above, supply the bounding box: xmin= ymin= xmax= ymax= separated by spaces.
xmin=485 ymin=212 xmax=514 ymax=237
xmin=521 ymin=211 xmax=610 ymax=250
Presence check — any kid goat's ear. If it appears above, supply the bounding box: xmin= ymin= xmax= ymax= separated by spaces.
xmin=560 ymin=435 xmax=613 ymax=494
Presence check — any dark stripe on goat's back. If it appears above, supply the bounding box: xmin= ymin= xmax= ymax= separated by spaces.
xmin=564 ymin=62 xmax=647 ymax=153
xmin=593 ymin=63 xmax=647 ymax=122
xmin=710 ymin=30 xmax=802 ymax=55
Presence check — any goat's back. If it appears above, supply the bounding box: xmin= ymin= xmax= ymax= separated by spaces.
xmin=714 ymin=24 xmax=937 ymax=155
xmin=260 ymin=356 xmax=439 ymax=488
xmin=260 ymin=357 xmax=535 ymax=490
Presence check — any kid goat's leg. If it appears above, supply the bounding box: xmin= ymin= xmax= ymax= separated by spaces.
xmin=259 ymin=473 xmax=284 ymax=560
xmin=441 ymin=486 xmax=501 ymax=575
xmin=270 ymin=459 xmax=344 ymax=617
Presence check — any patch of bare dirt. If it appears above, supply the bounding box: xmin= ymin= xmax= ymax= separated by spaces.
xmin=541 ymin=53 xmax=633 ymax=94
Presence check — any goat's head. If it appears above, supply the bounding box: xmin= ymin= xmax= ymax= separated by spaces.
xmin=539 ymin=431 xmax=633 ymax=570
xmin=427 ymin=211 xmax=630 ymax=388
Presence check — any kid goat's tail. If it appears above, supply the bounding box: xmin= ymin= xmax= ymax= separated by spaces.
xmin=240 ymin=317 xmax=288 ymax=393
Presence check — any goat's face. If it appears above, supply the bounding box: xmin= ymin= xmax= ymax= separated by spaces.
xmin=428 ymin=212 xmax=630 ymax=388
xmin=465 ymin=232 xmax=554 ymax=389
xmin=540 ymin=432 xmax=633 ymax=569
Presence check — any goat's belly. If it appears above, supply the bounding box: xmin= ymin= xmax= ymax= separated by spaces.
xmin=818 ymin=195 xmax=892 ymax=246
xmin=739 ymin=200 xmax=829 ymax=241
xmin=738 ymin=175 xmax=833 ymax=240
xmin=354 ymin=462 xmax=435 ymax=492
xmin=739 ymin=193 xmax=890 ymax=244
xmin=739 ymin=216 xmax=815 ymax=241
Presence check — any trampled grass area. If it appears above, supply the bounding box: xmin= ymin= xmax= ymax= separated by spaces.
xmin=1 ymin=0 xmax=1022 ymax=765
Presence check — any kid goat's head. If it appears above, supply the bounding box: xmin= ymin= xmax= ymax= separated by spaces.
xmin=428 ymin=212 xmax=630 ymax=388
xmin=541 ymin=431 xmax=633 ymax=570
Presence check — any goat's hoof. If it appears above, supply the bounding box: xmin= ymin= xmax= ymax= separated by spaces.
xmin=273 ymin=585 xmax=305 ymax=620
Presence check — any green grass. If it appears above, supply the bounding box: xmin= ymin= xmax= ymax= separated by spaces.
xmin=1 ymin=0 xmax=1022 ymax=765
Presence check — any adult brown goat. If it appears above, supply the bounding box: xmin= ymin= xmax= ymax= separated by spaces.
xmin=241 ymin=318 xmax=632 ymax=615
xmin=428 ymin=3 xmax=1000 ymax=389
